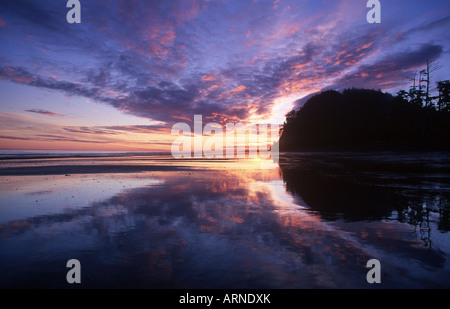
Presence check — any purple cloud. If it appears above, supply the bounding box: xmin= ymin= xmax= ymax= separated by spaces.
xmin=0 ymin=0 xmax=449 ymax=133
xmin=25 ymin=109 xmax=64 ymax=117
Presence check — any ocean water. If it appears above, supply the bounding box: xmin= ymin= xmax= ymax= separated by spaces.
xmin=0 ymin=151 xmax=449 ymax=288
xmin=0 ymin=149 xmax=165 ymax=159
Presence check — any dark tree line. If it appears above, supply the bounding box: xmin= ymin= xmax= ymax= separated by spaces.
xmin=397 ymin=79 xmax=450 ymax=111
xmin=279 ymin=87 xmax=450 ymax=151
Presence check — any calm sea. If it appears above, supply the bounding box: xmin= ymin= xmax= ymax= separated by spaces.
xmin=0 ymin=151 xmax=449 ymax=288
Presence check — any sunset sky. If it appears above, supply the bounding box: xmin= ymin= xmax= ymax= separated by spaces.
xmin=0 ymin=0 xmax=449 ymax=151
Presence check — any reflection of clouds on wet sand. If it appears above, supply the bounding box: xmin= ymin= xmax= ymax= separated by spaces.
xmin=0 ymin=157 xmax=449 ymax=288
xmin=0 ymin=174 xmax=162 ymax=223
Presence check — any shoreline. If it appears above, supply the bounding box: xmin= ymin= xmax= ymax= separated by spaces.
xmin=0 ymin=150 xmax=449 ymax=176
xmin=0 ymin=152 xmax=171 ymax=161
xmin=0 ymin=164 xmax=194 ymax=176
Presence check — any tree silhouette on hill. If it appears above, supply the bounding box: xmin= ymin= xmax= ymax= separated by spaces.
xmin=279 ymin=88 xmax=450 ymax=151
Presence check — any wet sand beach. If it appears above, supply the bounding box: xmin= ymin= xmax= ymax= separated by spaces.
xmin=0 ymin=152 xmax=449 ymax=288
